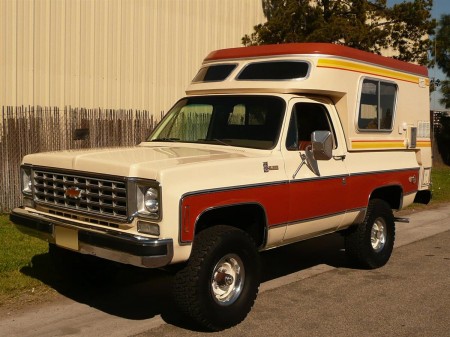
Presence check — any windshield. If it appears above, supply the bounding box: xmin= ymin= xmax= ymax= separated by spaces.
xmin=148 ymin=95 xmax=286 ymax=150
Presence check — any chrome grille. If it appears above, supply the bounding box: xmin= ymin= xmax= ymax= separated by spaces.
xmin=33 ymin=170 xmax=127 ymax=220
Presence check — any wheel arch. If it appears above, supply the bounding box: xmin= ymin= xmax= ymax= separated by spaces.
xmin=193 ymin=203 xmax=268 ymax=249
xmin=369 ymin=184 xmax=403 ymax=211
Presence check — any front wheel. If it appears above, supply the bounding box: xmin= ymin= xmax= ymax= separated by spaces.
xmin=344 ymin=199 xmax=395 ymax=269
xmin=173 ymin=225 xmax=261 ymax=331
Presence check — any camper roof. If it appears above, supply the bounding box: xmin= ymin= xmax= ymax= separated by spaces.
xmin=204 ymin=43 xmax=427 ymax=77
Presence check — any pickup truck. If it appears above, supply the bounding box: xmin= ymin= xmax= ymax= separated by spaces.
xmin=11 ymin=43 xmax=432 ymax=331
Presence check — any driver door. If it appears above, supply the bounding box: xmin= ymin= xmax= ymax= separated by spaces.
xmin=282 ymin=97 xmax=349 ymax=242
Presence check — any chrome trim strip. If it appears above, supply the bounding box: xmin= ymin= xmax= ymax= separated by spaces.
xmin=10 ymin=207 xmax=173 ymax=268
xmin=181 ymin=180 xmax=289 ymax=200
xmin=348 ymin=167 xmax=420 ymax=177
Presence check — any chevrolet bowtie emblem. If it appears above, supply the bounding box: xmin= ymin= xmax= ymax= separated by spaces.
xmin=65 ymin=187 xmax=82 ymax=199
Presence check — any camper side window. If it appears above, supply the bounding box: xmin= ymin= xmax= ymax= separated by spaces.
xmin=358 ymin=79 xmax=397 ymax=131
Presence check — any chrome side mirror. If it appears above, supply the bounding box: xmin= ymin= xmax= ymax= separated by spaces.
xmin=292 ymin=130 xmax=333 ymax=179
xmin=311 ymin=131 xmax=332 ymax=161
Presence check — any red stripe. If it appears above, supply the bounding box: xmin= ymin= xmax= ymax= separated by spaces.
xmin=346 ymin=170 xmax=418 ymax=208
xmin=180 ymin=169 xmax=419 ymax=242
xmin=204 ymin=43 xmax=427 ymax=77
xmin=181 ymin=183 xmax=289 ymax=242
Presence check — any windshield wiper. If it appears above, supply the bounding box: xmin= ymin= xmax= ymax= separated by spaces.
xmin=213 ymin=139 xmax=231 ymax=146
xmin=198 ymin=138 xmax=231 ymax=146
xmin=151 ymin=137 xmax=180 ymax=142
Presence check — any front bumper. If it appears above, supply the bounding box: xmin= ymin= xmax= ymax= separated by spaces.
xmin=10 ymin=207 xmax=173 ymax=268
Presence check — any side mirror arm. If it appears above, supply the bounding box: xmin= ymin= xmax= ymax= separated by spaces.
xmin=292 ymin=152 xmax=307 ymax=179
xmin=292 ymin=145 xmax=320 ymax=179
xmin=292 ymin=131 xmax=333 ymax=179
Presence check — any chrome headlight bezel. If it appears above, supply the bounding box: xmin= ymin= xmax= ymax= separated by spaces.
xmin=21 ymin=165 xmax=33 ymax=197
xmin=129 ymin=179 xmax=162 ymax=221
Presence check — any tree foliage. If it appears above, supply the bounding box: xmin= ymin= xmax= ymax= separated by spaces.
xmin=432 ymin=15 xmax=450 ymax=109
xmin=242 ymin=0 xmax=435 ymax=65
xmin=439 ymin=80 xmax=450 ymax=108
xmin=433 ymin=14 xmax=450 ymax=77
xmin=436 ymin=114 xmax=450 ymax=164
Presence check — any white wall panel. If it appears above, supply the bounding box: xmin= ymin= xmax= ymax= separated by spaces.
xmin=0 ymin=0 xmax=265 ymax=115
xmin=1 ymin=0 xmax=17 ymax=105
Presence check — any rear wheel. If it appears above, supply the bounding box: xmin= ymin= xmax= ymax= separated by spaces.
xmin=173 ymin=225 xmax=261 ymax=331
xmin=345 ymin=199 xmax=395 ymax=269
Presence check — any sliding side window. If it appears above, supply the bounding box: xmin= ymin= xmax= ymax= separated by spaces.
xmin=358 ymin=79 xmax=397 ymax=131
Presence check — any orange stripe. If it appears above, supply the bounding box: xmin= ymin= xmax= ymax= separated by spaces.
xmin=317 ymin=59 xmax=426 ymax=84
xmin=352 ymin=140 xmax=432 ymax=149
xmin=352 ymin=140 xmax=405 ymax=149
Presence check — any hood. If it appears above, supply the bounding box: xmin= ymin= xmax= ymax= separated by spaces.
xmin=23 ymin=144 xmax=251 ymax=179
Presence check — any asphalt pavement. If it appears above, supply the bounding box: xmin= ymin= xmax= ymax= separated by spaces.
xmin=137 ymin=230 xmax=450 ymax=337
xmin=1 ymin=204 xmax=449 ymax=337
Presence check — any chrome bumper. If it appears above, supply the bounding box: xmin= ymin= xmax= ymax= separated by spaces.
xmin=10 ymin=207 xmax=173 ymax=268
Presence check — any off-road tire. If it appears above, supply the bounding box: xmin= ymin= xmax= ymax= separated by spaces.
xmin=345 ymin=199 xmax=395 ymax=269
xmin=173 ymin=225 xmax=261 ymax=331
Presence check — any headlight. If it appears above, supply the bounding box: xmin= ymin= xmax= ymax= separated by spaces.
xmin=133 ymin=182 xmax=161 ymax=220
xmin=144 ymin=187 xmax=159 ymax=213
xmin=129 ymin=180 xmax=162 ymax=220
xmin=21 ymin=166 xmax=33 ymax=196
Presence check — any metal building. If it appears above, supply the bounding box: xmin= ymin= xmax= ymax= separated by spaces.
xmin=0 ymin=0 xmax=265 ymax=115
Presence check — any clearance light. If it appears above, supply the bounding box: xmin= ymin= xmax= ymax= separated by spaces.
xmin=137 ymin=221 xmax=160 ymax=236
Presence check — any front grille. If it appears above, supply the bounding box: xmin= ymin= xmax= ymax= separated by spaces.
xmin=33 ymin=170 xmax=127 ymax=220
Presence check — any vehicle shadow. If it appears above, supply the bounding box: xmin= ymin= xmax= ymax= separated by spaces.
xmin=260 ymin=232 xmax=346 ymax=282
xmin=20 ymin=232 xmax=348 ymax=330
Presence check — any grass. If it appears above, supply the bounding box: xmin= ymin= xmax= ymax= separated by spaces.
xmin=0 ymin=165 xmax=449 ymax=306
xmin=429 ymin=165 xmax=450 ymax=203
xmin=0 ymin=216 xmax=50 ymax=306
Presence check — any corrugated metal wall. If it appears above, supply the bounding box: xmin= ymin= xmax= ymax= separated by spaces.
xmin=0 ymin=0 xmax=265 ymax=114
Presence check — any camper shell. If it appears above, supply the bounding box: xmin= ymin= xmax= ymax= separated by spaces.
xmin=190 ymin=43 xmax=431 ymax=148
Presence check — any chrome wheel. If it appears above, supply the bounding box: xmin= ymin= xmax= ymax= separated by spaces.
xmin=345 ymin=199 xmax=395 ymax=269
xmin=211 ymin=254 xmax=245 ymax=306
xmin=173 ymin=226 xmax=261 ymax=331
xmin=371 ymin=218 xmax=387 ymax=252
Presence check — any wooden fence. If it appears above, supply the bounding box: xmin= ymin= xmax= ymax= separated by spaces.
xmin=0 ymin=106 xmax=160 ymax=212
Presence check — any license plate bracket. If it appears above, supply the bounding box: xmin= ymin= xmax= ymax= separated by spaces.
xmin=55 ymin=226 xmax=79 ymax=250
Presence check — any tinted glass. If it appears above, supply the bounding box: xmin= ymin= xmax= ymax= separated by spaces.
xmin=238 ymin=61 xmax=309 ymax=80
xmin=192 ymin=64 xmax=237 ymax=82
